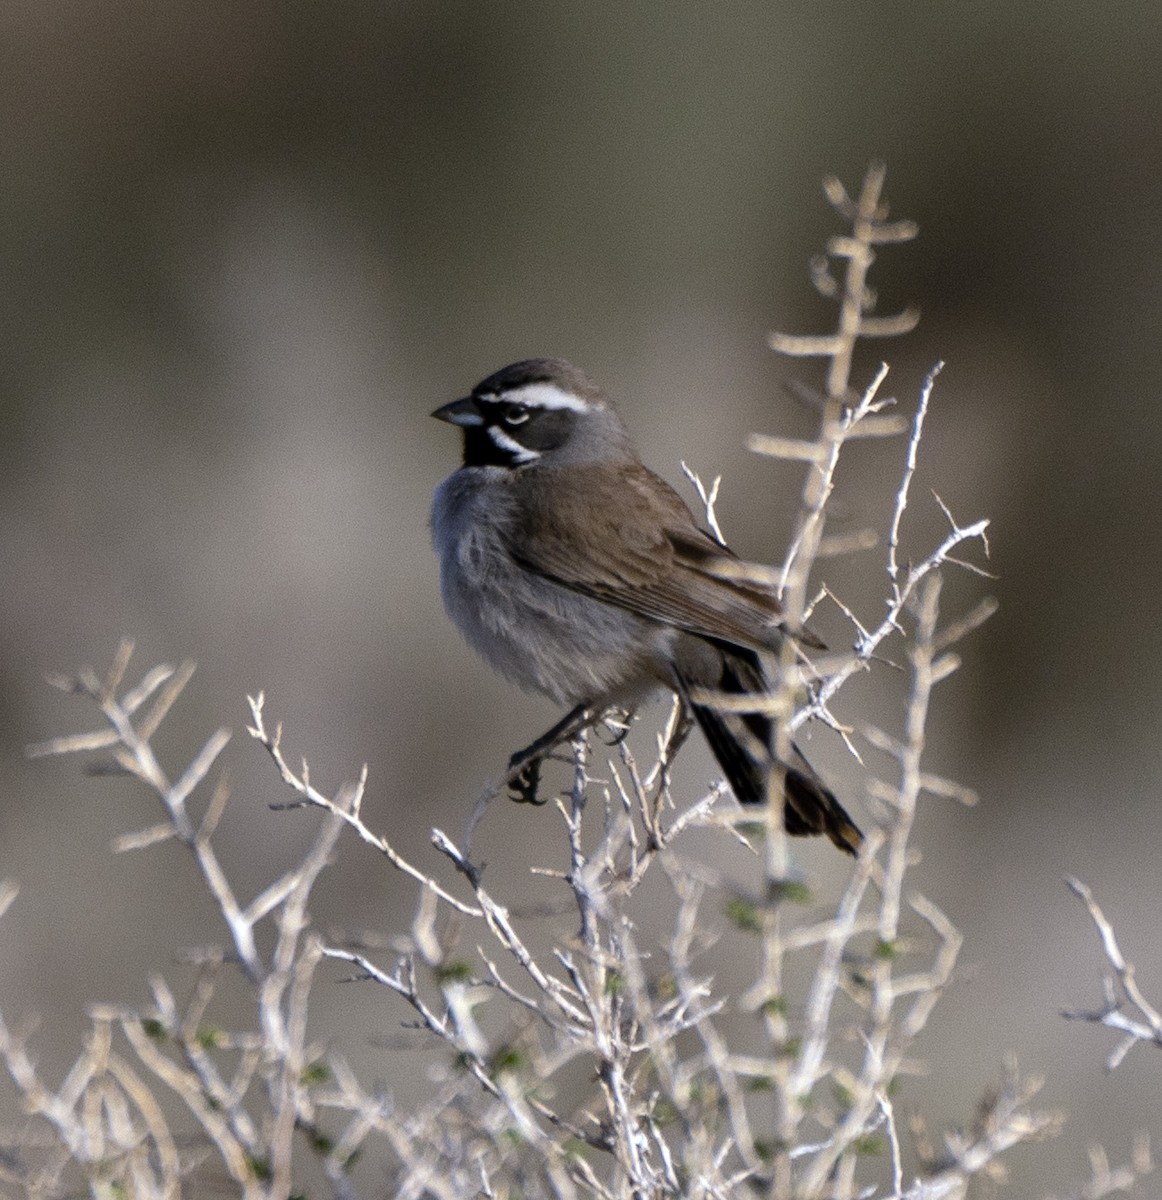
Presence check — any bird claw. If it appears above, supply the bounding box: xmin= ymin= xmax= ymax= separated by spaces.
xmin=507 ymin=755 xmax=546 ymax=805
xmin=504 ymin=705 xmax=632 ymax=803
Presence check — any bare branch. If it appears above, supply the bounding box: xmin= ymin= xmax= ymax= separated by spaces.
xmin=1063 ymin=878 xmax=1162 ymax=1068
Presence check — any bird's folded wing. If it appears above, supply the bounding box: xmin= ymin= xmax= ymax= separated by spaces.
xmin=508 ymin=464 xmax=800 ymax=652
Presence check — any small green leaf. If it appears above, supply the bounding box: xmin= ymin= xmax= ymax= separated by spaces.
xmin=300 ymin=1061 xmax=332 ymax=1087
xmin=726 ymin=897 xmax=763 ymax=933
xmin=490 ymin=1045 xmax=527 ymax=1077
xmin=774 ymin=880 xmax=813 ymax=905
xmin=434 ymin=960 xmax=474 ymax=984
xmin=247 ymin=1156 xmax=272 ymax=1182
xmin=196 ymin=1025 xmax=223 ymax=1050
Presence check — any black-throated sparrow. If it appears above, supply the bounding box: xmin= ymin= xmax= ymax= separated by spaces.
xmin=430 ymin=358 xmax=862 ymax=855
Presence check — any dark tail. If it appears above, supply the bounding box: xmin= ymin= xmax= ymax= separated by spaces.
xmin=682 ymin=648 xmax=863 ymax=857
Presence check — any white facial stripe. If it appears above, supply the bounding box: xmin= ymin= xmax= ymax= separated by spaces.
xmin=487 ymin=424 xmax=540 ymax=463
xmin=507 ymin=383 xmax=592 ymax=413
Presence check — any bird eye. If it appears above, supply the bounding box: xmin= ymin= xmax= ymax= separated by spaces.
xmin=501 ymin=403 xmax=530 ymax=426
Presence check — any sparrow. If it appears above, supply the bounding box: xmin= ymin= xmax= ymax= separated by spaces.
xmin=430 ymin=358 xmax=862 ymax=855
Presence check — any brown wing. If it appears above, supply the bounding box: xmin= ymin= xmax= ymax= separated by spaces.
xmin=508 ymin=463 xmax=797 ymax=652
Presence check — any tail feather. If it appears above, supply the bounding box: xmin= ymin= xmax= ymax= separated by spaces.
xmin=688 ymin=696 xmax=767 ymax=805
xmin=680 ymin=647 xmax=863 ymax=857
xmin=783 ymin=746 xmax=864 ymax=856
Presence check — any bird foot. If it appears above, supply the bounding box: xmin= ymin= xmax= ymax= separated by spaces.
xmin=506 ymin=752 xmax=546 ymax=804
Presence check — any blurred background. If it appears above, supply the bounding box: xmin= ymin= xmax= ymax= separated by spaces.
xmin=2 ymin=1 xmax=1161 ymax=1192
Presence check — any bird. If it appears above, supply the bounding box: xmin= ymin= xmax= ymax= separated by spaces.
xmin=430 ymin=357 xmax=862 ymax=855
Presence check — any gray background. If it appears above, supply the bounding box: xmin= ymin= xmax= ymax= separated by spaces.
xmin=2 ymin=3 xmax=1161 ymax=1192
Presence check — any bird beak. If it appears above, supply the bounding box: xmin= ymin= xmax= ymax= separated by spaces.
xmin=431 ymin=396 xmax=484 ymax=427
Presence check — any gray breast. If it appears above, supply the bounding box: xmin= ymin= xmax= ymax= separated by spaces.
xmin=430 ymin=467 xmax=671 ymax=707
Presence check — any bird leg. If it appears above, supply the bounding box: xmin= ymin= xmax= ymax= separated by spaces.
xmin=505 ymin=702 xmax=604 ymax=804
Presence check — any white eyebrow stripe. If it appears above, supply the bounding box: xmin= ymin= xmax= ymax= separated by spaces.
xmin=507 ymin=383 xmax=591 ymax=412
xmin=487 ymin=424 xmax=541 ymax=463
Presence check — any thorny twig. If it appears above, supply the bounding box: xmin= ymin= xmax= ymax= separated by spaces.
xmin=1064 ymin=877 xmax=1162 ymax=1069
